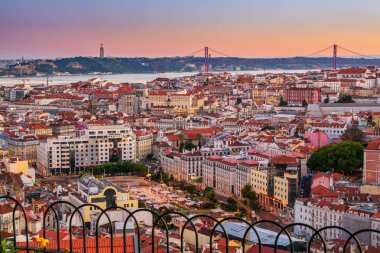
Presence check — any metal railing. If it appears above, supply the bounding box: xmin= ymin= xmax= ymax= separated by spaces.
xmin=0 ymin=196 xmax=379 ymax=253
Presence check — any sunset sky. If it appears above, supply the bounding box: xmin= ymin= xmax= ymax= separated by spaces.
xmin=1 ymin=0 xmax=380 ymax=59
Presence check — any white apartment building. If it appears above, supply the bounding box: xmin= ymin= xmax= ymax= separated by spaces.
xmin=295 ymin=199 xmax=379 ymax=246
xmin=314 ymin=79 xmax=341 ymax=92
xmin=294 ymin=199 xmax=346 ymax=240
xmin=203 ymin=155 xmax=239 ymax=195
xmin=160 ymin=151 xmax=203 ymax=181
xmin=309 ymin=123 xmax=347 ymax=143
xmin=37 ymin=124 xmax=136 ymax=175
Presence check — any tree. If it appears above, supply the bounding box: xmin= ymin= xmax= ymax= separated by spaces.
xmin=236 ymin=97 xmax=243 ymax=105
xmin=241 ymin=184 xmax=253 ymax=199
xmin=324 ymin=94 xmax=330 ymax=103
xmin=341 ymin=126 xmax=364 ymax=142
xmin=179 ymin=133 xmax=185 ymax=152
xmin=261 ymin=125 xmax=275 ymax=131
xmin=302 ymin=99 xmax=308 ymax=107
xmin=306 ymin=141 xmax=364 ymax=174
xmin=196 ymin=133 xmax=203 ymax=149
xmin=241 ymin=184 xmax=260 ymax=211
xmin=279 ymin=96 xmax=288 ymax=106
xmin=203 ymin=186 xmax=217 ymax=203
xmin=184 ymin=141 xmax=197 ymax=151
xmin=179 ymin=142 xmax=185 ymax=153
xmin=336 ymin=94 xmax=355 ymax=103
xmin=132 ymin=161 xmax=149 ymax=176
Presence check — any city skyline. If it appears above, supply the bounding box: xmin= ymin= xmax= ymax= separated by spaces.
xmin=1 ymin=0 xmax=380 ymax=59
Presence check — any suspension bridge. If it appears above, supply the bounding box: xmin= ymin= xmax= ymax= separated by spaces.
xmin=150 ymin=44 xmax=378 ymax=73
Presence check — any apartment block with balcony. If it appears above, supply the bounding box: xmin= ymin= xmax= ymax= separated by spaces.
xmin=37 ymin=124 xmax=136 ymax=175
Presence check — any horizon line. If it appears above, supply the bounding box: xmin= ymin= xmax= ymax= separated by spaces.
xmin=2 ymin=55 xmax=380 ymax=61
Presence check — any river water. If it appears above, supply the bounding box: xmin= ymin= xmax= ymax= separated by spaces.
xmin=0 ymin=69 xmax=311 ymax=86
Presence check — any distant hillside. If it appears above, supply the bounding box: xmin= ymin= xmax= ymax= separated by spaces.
xmin=2 ymin=56 xmax=380 ymax=76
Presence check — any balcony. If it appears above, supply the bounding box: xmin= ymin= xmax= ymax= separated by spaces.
xmin=0 ymin=196 xmax=378 ymax=253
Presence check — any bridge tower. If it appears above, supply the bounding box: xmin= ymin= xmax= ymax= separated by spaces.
xmin=204 ymin=46 xmax=209 ymax=73
xmin=333 ymin=44 xmax=337 ymax=70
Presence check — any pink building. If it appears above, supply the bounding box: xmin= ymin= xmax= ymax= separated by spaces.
xmin=311 ymin=172 xmax=344 ymax=190
xmin=304 ymin=130 xmax=329 ymax=148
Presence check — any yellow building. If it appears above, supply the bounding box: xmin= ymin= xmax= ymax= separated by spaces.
xmin=1 ymin=156 xmax=29 ymax=175
xmin=69 ymin=174 xmax=138 ymax=223
xmin=274 ymin=171 xmax=298 ymax=206
xmin=135 ymin=130 xmax=153 ymax=160
xmin=8 ymin=135 xmax=39 ymax=166
xmin=372 ymin=113 xmax=380 ymax=126
xmin=28 ymin=124 xmax=53 ymax=136
xmin=148 ymin=91 xmax=194 ymax=111
xmin=251 ymin=167 xmax=271 ymax=196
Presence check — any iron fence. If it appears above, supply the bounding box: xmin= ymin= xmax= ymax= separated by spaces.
xmin=0 ymin=196 xmax=379 ymax=253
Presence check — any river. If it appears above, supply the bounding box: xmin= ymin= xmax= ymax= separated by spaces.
xmin=0 ymin=69 xmax=311 ymax=86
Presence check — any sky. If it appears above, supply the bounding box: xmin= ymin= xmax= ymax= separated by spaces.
xmin=1 ymin=0 xmax=380 ymax=59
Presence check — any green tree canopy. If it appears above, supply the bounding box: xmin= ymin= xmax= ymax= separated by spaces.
xmin=341 ymin=126 xmax=364 ymax=142
xmin=336 ymin=94 xmax=355 ymax=103
xmin=236 ymin=97 xmax=243 ymax=105
xmin=323 ymin=94 xmax=330 ymax=103
xmin=85 ymin=161 xmax=148 ymax=176
xmin=184 ymin=141 xmax=197 ymax=151
xmin=306 ymin=141 xmax=364 ymax=174
xmin=203 ymin=186 xmax=217 ymax=203
xmin=279 ymin=96 xmax=288 ymax=106
xmin=241 ymin=184 xmax=260 ymax=211
xmin=302 ymin=99 xmax=308 ymax=107
xmin=261 ymin=125 xmax=275 ymax=131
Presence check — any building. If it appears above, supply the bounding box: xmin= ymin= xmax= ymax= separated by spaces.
xmin=28 ymin=124 xmax=52 ymax=136
xmin=203 ymin=155 xmax=239 ymax=195
xmin=1 ymin=156 xmax=30 ymax=176
xmin=135 ymin=130 xmax=153 ymax=160
xmin=314 ymin=79 xmax=341 ymax=92
xmin=273 ymin=170 xmax=298 ymax=207
xmin=50 ymin=122 xmax=76 ymax=137
xmin=68 ymin=174 xmax=137 ymax=223
xmin=363 ymin=137 xmax=380 ymax=184
xmin=147 ymin=91 xmax=194 ymax=111
xmin=8 ymin=135 xmax=39 ymax=166
xmin=10 ymin=88 xmax=30 ymax=101
xmin=37 ymin=124 xmax=136 ymax=175
xmin=285 ymin=87 xmax=321 ymax=106
xmin=118 ymin=93 xmax=140 ymax=115
xmin=235 ymin=160 xmax=259 ymax=198
xmin=337 ymin=68 xmax=367 ymax=79
xmin=309 ymin=123 xmax=347 ymax=143
xmin=294 ymin=199 xmax=346 ymax=240
xmin=295 ymin=199 xmax=376 ymax=245
xmin=160 ymin=150 xmax=203 ymax=182
xmin=250 ymin=166 xmax=279 ymax=206
xmin=304 ymin=130 xmax=329 ymax=148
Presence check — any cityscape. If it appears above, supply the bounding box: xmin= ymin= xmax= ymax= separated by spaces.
xmin=1 ymin=1 xmax=380 ymax=253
